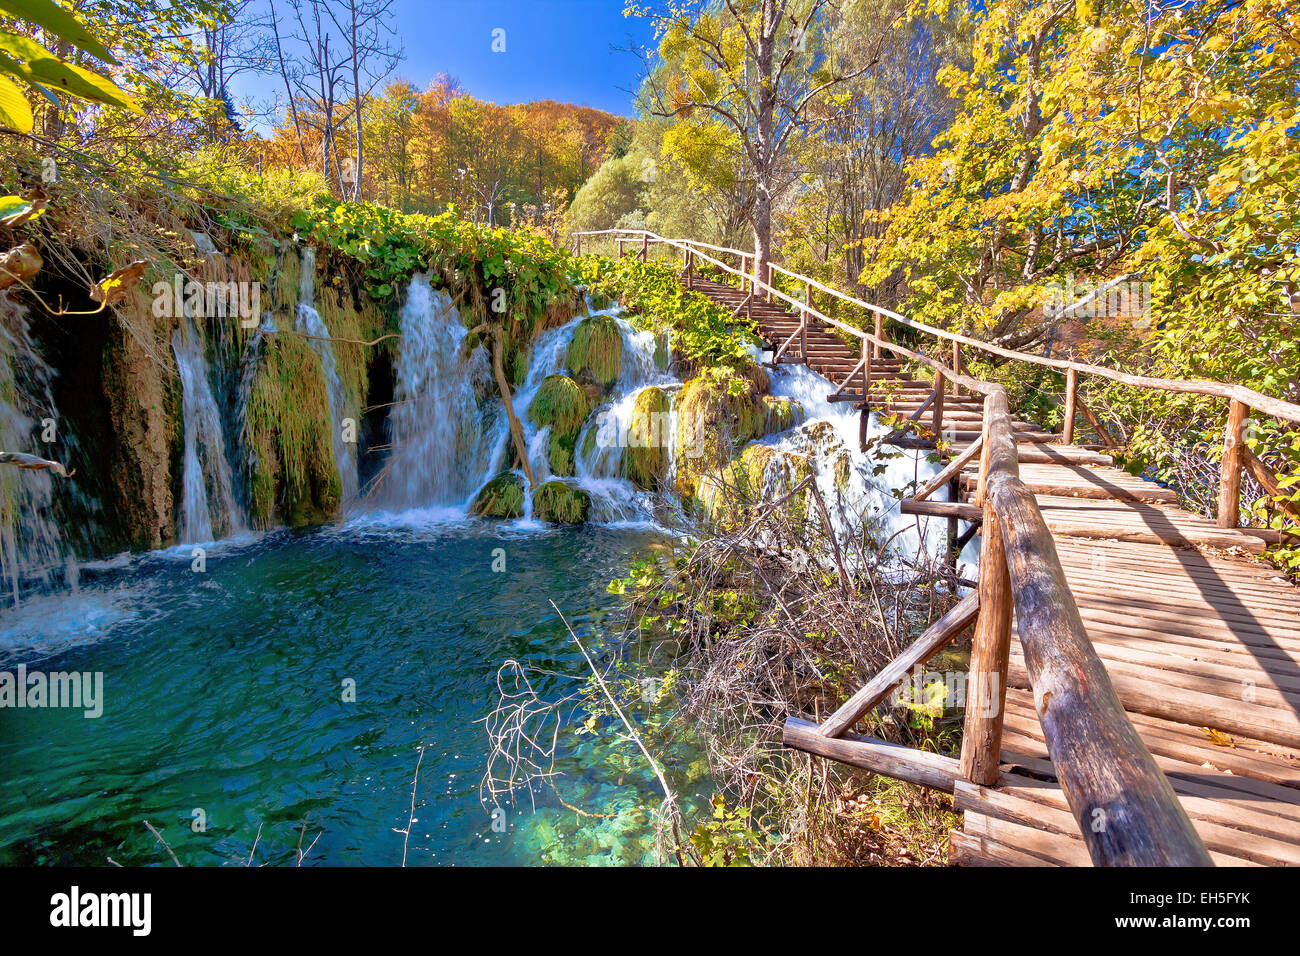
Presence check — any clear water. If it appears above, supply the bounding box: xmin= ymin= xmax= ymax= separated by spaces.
xmin=0 ymin=521 xmax=707 ymax=866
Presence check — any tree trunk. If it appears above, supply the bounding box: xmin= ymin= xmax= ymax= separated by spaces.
xmin=492 ymin=329 xmax=535 ymax=488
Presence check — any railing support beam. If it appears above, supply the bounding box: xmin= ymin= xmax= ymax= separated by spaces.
xmin=1218 ymin=399 xmax=1248 ymax=529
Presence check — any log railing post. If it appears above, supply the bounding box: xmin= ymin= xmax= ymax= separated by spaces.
xmin=765 ymin=261 xmax=774 ymax=303
xmin=952 ymin=341 xmax=963 ymax=398
xmin=617 ymin=238 xmax=625 ymax=258
xmin=874 ymin=313 xmax=884 ymax=360
xmin=933 ymin=371 xmax=946 ymax=441
xmin=962 ymin=495 xmax=1012 ymax=786
xmin=575 ymin=235 xmax=582 ymax=256
xmin=640 ymin=234 xmax=648 ymax=262
xmin=1218 ymin=399 xmax=1249 ymax=529
xmin=1063 ymin=367 xmax=1078 ymax=446
xmin=861 ymin=337 xmax=871 ymax=399
xmin=685 ymin=250 xmax=694 ymax=289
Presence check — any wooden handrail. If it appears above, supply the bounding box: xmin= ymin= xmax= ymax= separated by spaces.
xmin=977 ymin=389 xmax=1211 ymax=865
xmin=573 ymin=229 xmax=1300 ymax=425
xmin=575 ymin=227 xmax=1248 ymax=864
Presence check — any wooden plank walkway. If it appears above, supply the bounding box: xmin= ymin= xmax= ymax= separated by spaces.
xmin=690 ymin=275 xmax=1300 ymax=866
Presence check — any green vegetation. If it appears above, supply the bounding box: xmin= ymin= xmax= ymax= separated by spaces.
xmin=564 ymin=313 xmax=623 ymax=388
xmin=574 ymin=255 xmax=759 ymax=372
xmin=528 ymin=374 xmax=591 ymax=477
xmin=470 ymin=472 xmax=526 ymax=519
xmin=532 ymin=480 xmax=590 ymax=523
xmin=624 ymin=386 xmax=671 ymax=490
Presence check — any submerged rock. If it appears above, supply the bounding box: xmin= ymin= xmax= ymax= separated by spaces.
xmin=470 ymin=471 xmax=526 ymax=518
xmin=528 ymin=374 xmax=591 ymax=477
xmin=532 ymin=480 xmax=590 ymax=523
xmin=565 ymin=314 xmax=623 ymax=387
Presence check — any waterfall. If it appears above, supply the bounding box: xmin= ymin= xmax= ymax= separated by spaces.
xmin=0 ymin=298 xmax=67 ymax=606
xmin=762 ymin=361 xmax=964 ymax=571
xmin=295 ymin=247 xmax=358 ymax=506
xmin=569 ymin=319 xmax=679 ymax=524
xmin=172 ymin=317 xmax=245 ymax=544
xmin=384 ymin=275 xmax=493 ymax=508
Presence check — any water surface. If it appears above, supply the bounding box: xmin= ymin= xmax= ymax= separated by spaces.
xmin=0 ymin=521 xmax=705 ymax=866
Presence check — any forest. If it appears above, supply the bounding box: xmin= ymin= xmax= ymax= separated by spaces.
xmin=0 ymin=0 xmax=1296 ymax=879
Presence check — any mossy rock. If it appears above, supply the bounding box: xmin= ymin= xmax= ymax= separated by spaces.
xmin=529 ymin=374 xmax=591 ymax=435
xmin=673 ymin=369 xmax=768 ymax=498
xmin=470 ymin=471 xmax=525 ymax=518
xmin=704 ymin=443 xmax=814 ymax=529
xmin=653 ymin=331 xmax=671 ymax=371
xmin=528 ymin=374 xmax=591 ymax=477
xmin=532 ymin=480 xmax=590 ymax=523
xmin=565 ymin=314 xmax=623 ymax=387
xmin=624 ymin=386 xmax=670 ymax=490
xmin=762 ymin=396 xmax=804 ymax=435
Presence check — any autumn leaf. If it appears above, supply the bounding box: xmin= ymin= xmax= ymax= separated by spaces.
xmin=90 ymin=259 xmax=147 ymax=307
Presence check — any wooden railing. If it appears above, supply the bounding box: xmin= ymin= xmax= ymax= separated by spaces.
xmin=574 ymin=228 xmax=1300 ymax=866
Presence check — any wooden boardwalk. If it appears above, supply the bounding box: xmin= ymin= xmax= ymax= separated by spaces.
xmin=690 ymin=275 xmax=1300 ymax=866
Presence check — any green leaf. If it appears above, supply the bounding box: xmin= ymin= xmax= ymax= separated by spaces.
xmin=22 ymin=53 xmax=137 ymax=112
xmin=0 ymin=74 xmax=31 ymax=132
xmin=0 ymin=0 xmax=118 ymax=65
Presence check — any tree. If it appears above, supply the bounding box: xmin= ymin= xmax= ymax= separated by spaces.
xmin=630 ymin=0 xmax=879 ymax=279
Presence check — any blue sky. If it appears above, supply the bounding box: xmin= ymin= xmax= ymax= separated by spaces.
xmin=236 ymin=0 xmax=657 ymax=117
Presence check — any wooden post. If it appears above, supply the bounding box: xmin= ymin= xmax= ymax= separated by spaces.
xmin=1063 ymin=367 xmax=1078 ymax=446
xmin=800 ymin=280 xmax=809 ymax=362
xmin=947 ymin=476 xmax=960 ymax=569
xmin=961 ymin=499 xmax=1012 ymax=786
xmin=933 ymin=371 xmax=946 ymax=441
xmin=874 ymin=313 xmax=884 ymax=360
xmin=617 ymin=238 xmax=624 ymax=258
xmin=952 ymin=341 xmax=963 ymax=397
xmin=685 ymin=250 xmax=694 ymax=289
xmin=575 ymin=235 xmax=582 ymax=256
xmin=765 ymin=261 xmax=774 ymax=303
xmin=861 ymin=337 xmax=871 ymax=399
xmin=1217 ymin=399 xmax=1248 ymax=529
xmin=640 ymin=234 xmax=648 ymax=262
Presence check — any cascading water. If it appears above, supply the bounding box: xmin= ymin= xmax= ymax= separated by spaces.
xmin=295 ymin=247 xmax=358 ymax=506
xmin=760 ymin=360 xmax=972 ymax=573
xmin=384 ymin=275 xmax=494 ymax=509
xmin=172 ymin=317 xmax=245 ymax=544
xmin=0 ymin=298 xmax=67 ymax=606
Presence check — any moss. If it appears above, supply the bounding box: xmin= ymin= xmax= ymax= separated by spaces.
xmin=703 ymin=443 xmax=814 ymax=529
xmin=532 ymin=480 xmax=590 ymax=523
xmin=624 ymin=386 xmax=671 ymax=490
xmin=565 ymin=313 xmax=623 ymax=387
xmin=529 ymin=374 xmax=591 ymax=435
xmin=653 ymin=330 xmax=671 ymax=371
xmin=673 ymin=368 xmax=768 ymax=498
xmin=528 ymin=374 xmax=591 ymax=478
xmin=762 ymin=396 xmax=804 ymax=435
xmin=470 ymin=471 xmax=526 ymax=518
xmin=241 ymin=328 xmax=341 ymax=528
